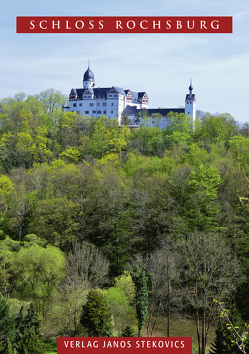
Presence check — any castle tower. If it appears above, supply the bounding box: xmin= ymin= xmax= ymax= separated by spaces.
xmin=83 ymin=62 xmax=95 ymax=89
xmin=185 ymin=80 xmax=196 ymax=123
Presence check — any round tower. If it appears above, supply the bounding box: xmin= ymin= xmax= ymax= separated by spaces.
xmin=83 ymin=62 xmax=95 ymax=89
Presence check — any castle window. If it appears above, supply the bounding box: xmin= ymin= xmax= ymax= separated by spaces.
xmin=90 ymin=103 xmax=94 ymax=106
xmin=97 ymin=110 xmax=101 ymax=114
xmin=103 ymin=102 xmax=107 ymax=106
xmin=93 ymin=110 xmax=96 ymax=113
xmin=73 ymin=103 xmax=76 ymax=107
xmin=79 ymin=103 xmax=82 ymax=107
xmin=103 ymin=110 xmax=107 ymax=114
xmin=85 ymin=111 xmax=89 ymax=114
xmin=97 ymin=103 xmax=100 ymax=106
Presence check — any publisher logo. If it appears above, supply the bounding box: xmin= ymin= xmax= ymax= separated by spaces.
xmin=16 ymin=16 xmax=232 ymax=33
xmin=57 ymin=337 xmax=192 ymax=354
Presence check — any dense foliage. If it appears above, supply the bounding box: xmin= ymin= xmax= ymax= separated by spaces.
xmin=80 ymin=289 xmax=113 ymax=337
xmin=0 ymin=91 xmax=249 ymax=353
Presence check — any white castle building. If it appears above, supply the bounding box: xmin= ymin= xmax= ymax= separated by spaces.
xmin=64 ymin=64 xmax=196 ymax=128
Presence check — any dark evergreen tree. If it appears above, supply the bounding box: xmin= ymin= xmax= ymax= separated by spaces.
xmin=209 ymin=319 xmax=227 ymax=354
xmin=14 ymin=303 xmax=44 ymax=354
xmin=18 ymin=329 xmax=45 ymax=354
xmin=121 ymin=324 xmax=135 ymax=337
xmin=209 ymin=307 xmax=248 ymax=354
xmin=131 ymin=266 xmax=149 ymax=337
xmin=0 ymin=296 xmax=15 ymax=354
xmin=14 ymin=306 xmax=26 ymax=350
xmin=80 ymin=289 xmax=113 ymax=337
xmin=25 ymin=303 xmax=40 ymax=333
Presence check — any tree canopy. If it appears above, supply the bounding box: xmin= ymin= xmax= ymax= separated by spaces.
xmin=0 ymin=92 xmax=249 ymax=353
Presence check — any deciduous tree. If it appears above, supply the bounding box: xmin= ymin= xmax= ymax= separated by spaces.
xmin=177 ymin=232 xmax=241 ymax=354
xmin=12 ymin=244 xmax=65 ymax=320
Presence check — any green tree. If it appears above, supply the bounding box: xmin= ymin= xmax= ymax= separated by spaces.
xmin=0 ymin=97 xmax=51 ymax=171
xmin=0 ymin=235 xmax=50 ymax=297
xmin=5 ymin=168 xmax=30 ymax=243
xmin=195 ymin=113 xmax=238 ymax=145
xmin=38 ymin=88 xmax=67 ymax=117
xmin=121 ymin=324 xmax=135 ymax=337
xmin=59 ymin=147 xmax=81 ymax=163
xmin=18 ymin=329 xmax=45 ymax=354
xmin=59 ymin=111 xmax=81 ymax=149
xmin=185 ymin=164 xmax=222 ymax=231
xmin=131 ymin=266 xmax=149 ymax=336
xmin=11 ymin=244 xmax=65 ymax=320
xmin=0 ymin=175 xmax=14 ymax=206
xmin=88 ymin=163 xmax=131 ymax=275
xmin=209 ymin=319 xmax=228 ymax=354
xmin=14 ymin=92 xmax=26 ymax=102
xmin=14 ymin=303 xmax=44 ymax=354
xmin=164 ymin=112 xmax=193 ymax=148
xmin=0 ymin=296 xmax=15 ymax=353
xmin=114 ymin=272 xmax=136 ymax=305
xmin=28 ymin=197 xmax=79 ymax=247
xmin=124 ymin=173 xmax=172 ymax=256
xmin=80 ymin=289 xmax=113 ymax=337
xmin=229 ymin=135 xmax=249 ymax=202
xmin=0 ymin=245 xmax=14 ymax=297
xmin=87 ymin=127 xmax=111 ymax=158
xmin=129 ymin=126 xmax=164 ymax=156
xmin=105 ymin=287 xmax=135 ymax=335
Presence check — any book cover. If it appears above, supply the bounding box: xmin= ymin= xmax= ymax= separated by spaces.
xmin=0 ymin=1 xmax=248 ymax=354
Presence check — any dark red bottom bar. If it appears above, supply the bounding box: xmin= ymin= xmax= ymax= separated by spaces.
xmin=57 ymin=337 xmax=192 ymax=353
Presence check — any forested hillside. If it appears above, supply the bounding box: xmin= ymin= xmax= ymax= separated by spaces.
xmin=0 ymin=90 xmax=249 ymax=354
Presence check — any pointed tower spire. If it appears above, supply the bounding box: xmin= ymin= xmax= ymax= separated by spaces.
xmin=185 ymin=79 xmax=196 ymax=124
xmin=189 ymin=79 xmax=193 ymax=94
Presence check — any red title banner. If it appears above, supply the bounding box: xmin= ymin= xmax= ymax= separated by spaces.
xmin=16 ymin=16 xmax=232 ymax=33
xmin=57 ymin=337 xmax=192 ymax=354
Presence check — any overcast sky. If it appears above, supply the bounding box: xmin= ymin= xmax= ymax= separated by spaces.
xmin=1 ymin=0 xmax=249 ymax=123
